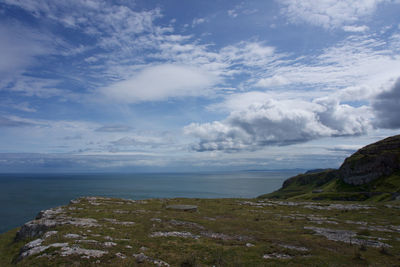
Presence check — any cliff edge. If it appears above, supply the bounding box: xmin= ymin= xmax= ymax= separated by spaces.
xmin=260 ymin=135 xmax=400 ymax=201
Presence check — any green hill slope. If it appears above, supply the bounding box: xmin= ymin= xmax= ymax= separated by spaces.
xmin=259 ymin=135 xmax=400 ymax=201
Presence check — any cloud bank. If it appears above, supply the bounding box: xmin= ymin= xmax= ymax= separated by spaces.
xmin=185 ymin=93 xmax=372 ymax=151
xmin=373 ymin=78 xmax=400 ymax=129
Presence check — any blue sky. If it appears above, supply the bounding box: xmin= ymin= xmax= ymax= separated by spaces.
xmin=0 ymin=0 xmax=400 ymax=172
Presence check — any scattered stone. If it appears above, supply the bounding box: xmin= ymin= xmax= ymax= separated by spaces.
xmin=43 ymin=231 xmax=58 ymax=239
xmin=304 ymin=203 xmax=374 ymax=211
xmin=344 ymin=220 xmax=368 ymax=226
xmin=268 ymin=201 xmax=306 ymax=206
xmin=358 ymin=225 xmax=400 ymax=233
xmin=390 ymin=225 xmax=400 ymax=232
xmin=246 ymin=243 xmax=255 ymax=247
xmin=64 ymin=233 xmax=82 ymax=239
xmin=60 ymin=245 xmax=108 ymax=258
xmin=279 ymin=244 xmax=309 ymax=252
xmin=150 ymin=231 xmax=200 ymax=239
xmin=113 ymin=210 xmax=129 ymax=214
xmin=239 ymin=201 xmax=274 ymax=207
xmin=140 ymin=246 xmax=148 ymax=251
xmin=134 ymin=252 xmax=147 ymax=263
xmin=201 ymin=231 xmax=252 ymax=241
xmin=245 ymin=200 xmax=374 ymax=211
xmin=69 ymin=199 xmax=81 ymax=204
xmin=125 ymin=245 xmax=133 ymax=249
xmin=306 ymin=215 xmax=338 ymax=225
xmin=263 ymin=253 xmax=292 ymax=260
xmin=169 ymin=219 xmax=205 ymax=229
xmin=68 ymin=218 xmax=100 ymax=227
xmin=104 ymin=236 xmax=113 ymax=241
xmin=385 ymin=204 xmax=400 ymax=209
xmin=104 ymin=242 xmax=117 ymax=247
xmin=151 ymin=218 xmax=162 ymax=222
xmin=166 ymin=204 xmax=198 ymax=212
xmin=36 ymin=207 xmax=64 ymax=220
xmin=116 ymin=252 xmax=126 ymax=259
xmin=104 ymin=218 xmax=135 ymax=226
xmin=133 ymin=253 xmax=170 ymax=266
xmin=304 ymin=226 xmax=391 ymax=248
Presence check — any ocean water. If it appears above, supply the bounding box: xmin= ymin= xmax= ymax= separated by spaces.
xmin=0 ymin=171 xmax=298 ymax=233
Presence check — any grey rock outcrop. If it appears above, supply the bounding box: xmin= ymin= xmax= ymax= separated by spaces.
xmin=15 ymin=206 xmax=99 ymax=241
xmin=338 ymin=135 xmax=400 ymax=185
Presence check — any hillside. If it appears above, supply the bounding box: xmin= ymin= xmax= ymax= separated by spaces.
xmin=260 ymin=135 xmax=400 ymax=201
xmin=1 ymin=196 xmax=400 ymax=266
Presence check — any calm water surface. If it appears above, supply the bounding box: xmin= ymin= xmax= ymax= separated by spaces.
xmin=0 ymin=171 xmax=298 ymax=233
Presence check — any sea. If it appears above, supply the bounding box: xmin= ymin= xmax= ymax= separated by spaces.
xmin=0 ymin=171 xmax=299 ymax=233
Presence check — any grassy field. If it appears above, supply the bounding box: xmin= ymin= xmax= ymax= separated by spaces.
xmin=1 ymin=196 xmax=400 ymax=266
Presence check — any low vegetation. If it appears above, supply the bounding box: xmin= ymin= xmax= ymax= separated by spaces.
xmin=0 ymin=196 xmax=400 ymax=266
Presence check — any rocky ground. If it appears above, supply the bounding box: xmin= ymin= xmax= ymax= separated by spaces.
xmin=1 ymin=196 xmax=400 ymax=266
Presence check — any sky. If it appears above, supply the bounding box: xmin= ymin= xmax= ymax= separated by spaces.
xmin=0 ymin=0 xmax=400 ymax=172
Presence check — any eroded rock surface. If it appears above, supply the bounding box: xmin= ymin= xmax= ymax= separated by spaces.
xmin=15 ymin=202 xmax=100 ymax=241
xmin=60 ymin=246 xmax=108 ymax=258
xmin=338 ymin=135 xmax=400 ymax=185
xmin=304 ymin=226 xmax=391 ymax=248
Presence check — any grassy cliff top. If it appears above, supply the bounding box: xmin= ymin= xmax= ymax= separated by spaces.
xmin=347 ymin=135 xmax=400 ymax=157
xmin=260 ymin=135 xmax=400 ymax=201
xmin=1 ymin=196 xmax=400 ymax=266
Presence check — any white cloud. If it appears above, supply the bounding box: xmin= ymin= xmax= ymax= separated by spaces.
xmin=221 ymin=42 xmax=276 ymax=67
xmin=226 ymin=3 xmax=257 ymax=18
xmin=5 ymin=77 xmax=64 ymax=98
xmin=279 ymin=0 xmax=388 ymax=29
xmin=101 ymin=64 xmax=220 ymax=102
xmin=0 ymin=24 xmax=53 ymax=80
xmin=7 ymin=102 xmax=37 ymax=113
xmin=252 ymin=34 xmax=400 ymax=103
xmin=1 ymin=0 xmax=164 ymax=77
xmin=342 ymin=25 xmax=369 ymax=32
xmin=0 ymin=114 xmax=181 ymax=155
xmin=227 ymin=9 xmax=238 ymax=18
xmin=255 ymin=75 xmax=290 ymax=88
xmin=192 ymin=17 xmax=207 ymax=27
xmin=185 ymin=93 xmax=372 ymax=151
